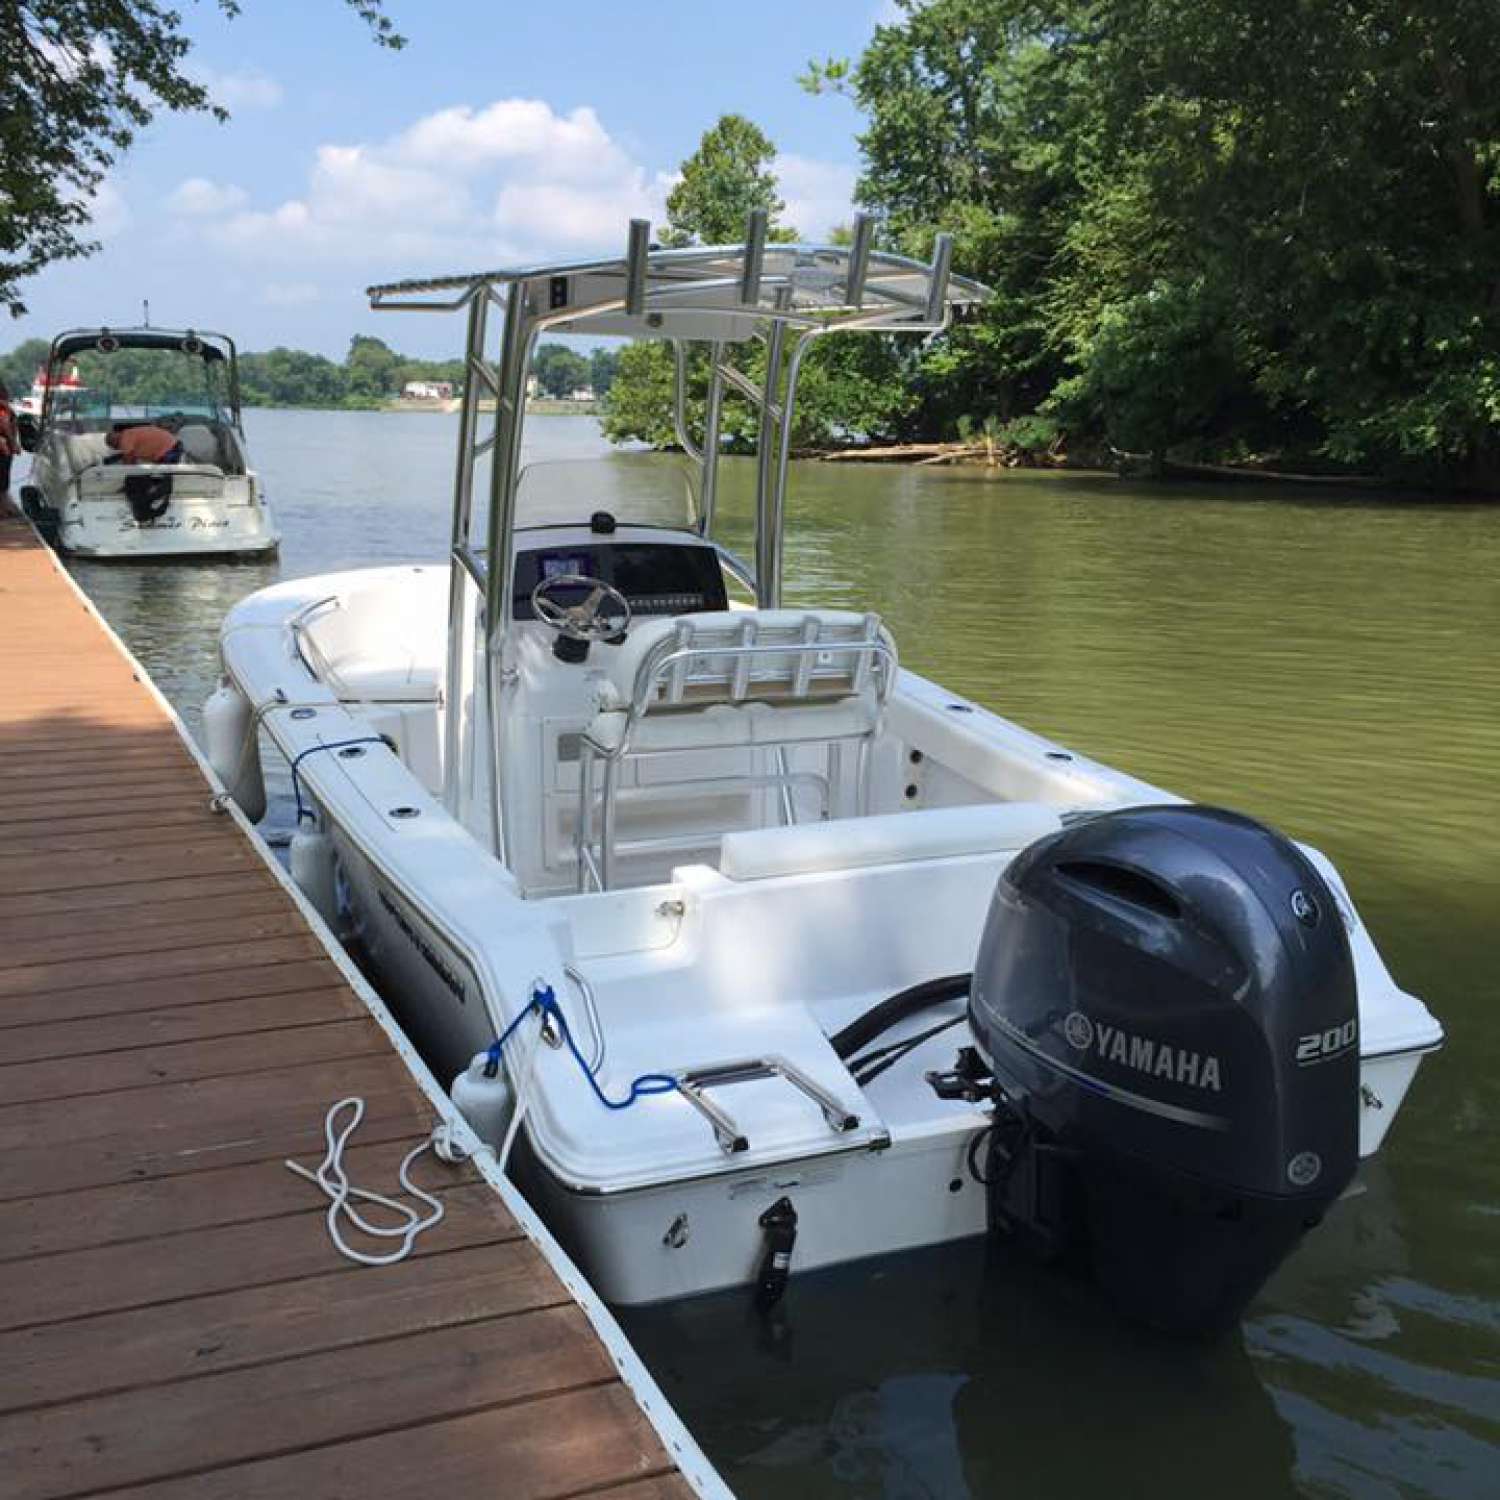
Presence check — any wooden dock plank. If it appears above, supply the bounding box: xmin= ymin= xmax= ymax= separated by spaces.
xmin=1 ymin=906 xmax=322 ymax=970
xmin=0 ymin=1241 xmax=566 ymax=1413
xmin=87 ymin=1385 xmax=677 ymax=1500
xmin=0 ymin=1307 xmax=612 ymax=1500
xmin=1 ymin=886 xmax=296 ymax=947
xmin=0 ymin=1017 xmax=389 ymax=1103
xmin=0 ymin=1057 xmax=431 ymax=1199
xmin=0 ymin=987 xmax=360 ymax=1067
xmin=1 ymin=1134 xmax=467 ymax=1262
xmin=0 ymin=957 xmax=346 ymax=1029
xmin=0 ymin=512 xmax=698 ymax=1499
xmin=0 ymin=1182 xmax=513 ymax=1332
xmin=0 ymin=868 xmax=283 ymax=921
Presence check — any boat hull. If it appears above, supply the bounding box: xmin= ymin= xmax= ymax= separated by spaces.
xmin=517 ymin=1127 xmax=987 ymax=1306
xmin=58 ymin=485 xmax=279 ymax=559
xmin=28 ymin=446 xmax=278 ymax=560
xmin=328 ymin=790 xmax=1436 ymax=1305
xmin=218 ymin=566 xmax=1444 ymax=1309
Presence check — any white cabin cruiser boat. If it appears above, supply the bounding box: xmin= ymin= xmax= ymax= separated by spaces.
xmin=211 ymin=219 xmax=1442 ymax=1333
xmin=20 ymin=326 xmax=278 ymax=559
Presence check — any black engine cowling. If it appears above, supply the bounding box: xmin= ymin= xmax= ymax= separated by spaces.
xmin=967 ymin=803 xmax=1359 ymax=1335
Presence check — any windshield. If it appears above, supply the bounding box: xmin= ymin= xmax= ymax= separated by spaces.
xmin=49 ymin=347 xmax=230 ymax=431
xmin=513 ymin=454 xmax=700 ymax=531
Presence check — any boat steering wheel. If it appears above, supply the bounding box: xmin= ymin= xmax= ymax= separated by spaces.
xmin=531 ymin=573 xmax=632 ymax=659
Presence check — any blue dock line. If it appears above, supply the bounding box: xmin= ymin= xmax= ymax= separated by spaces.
xmin=288 ymin=736 xmax=391 ymax=823
xmin=484 ymin=983 xmax=678 ymax=1110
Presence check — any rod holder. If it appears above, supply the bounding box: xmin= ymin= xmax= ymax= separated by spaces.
xmin=741 ymin=209 xmax=768 ymax=306
xmin=845 ymin=214 xmax=874 ymax=308
xmin=924 ymin=232 xmax=954 ymax=325
xmin=624 ymin=219 xmax=651 ymax=317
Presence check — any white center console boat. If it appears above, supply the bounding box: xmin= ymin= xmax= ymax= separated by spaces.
xmin=210 ymin=218 xmax=1442 ymax=1333
xmin=20 ymin=326 xmax=278 ymax=559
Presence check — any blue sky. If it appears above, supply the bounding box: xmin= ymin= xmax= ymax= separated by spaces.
xmin=11 ymin=1 xmax=898 ymax=360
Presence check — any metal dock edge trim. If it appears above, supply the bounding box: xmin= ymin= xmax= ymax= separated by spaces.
xmin=32 ymin=524 xmax=733 ymax=1500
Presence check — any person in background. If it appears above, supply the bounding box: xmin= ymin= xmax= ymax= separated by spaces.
xmin=105 ymin=423 xmax=183 ymax=466
xmin=0 ymin=382 xmax=17 ymax=496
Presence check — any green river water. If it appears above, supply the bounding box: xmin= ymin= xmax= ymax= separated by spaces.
xmin=65 ymin=409 xmax=1499 ymax=1500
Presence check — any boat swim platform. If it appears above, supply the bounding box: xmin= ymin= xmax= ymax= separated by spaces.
xmin=0 ymin=511 xmax=723 ymax=1500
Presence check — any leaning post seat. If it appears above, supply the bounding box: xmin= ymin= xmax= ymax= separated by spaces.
xmin=577 ymin=609 xmax=898 ymax=890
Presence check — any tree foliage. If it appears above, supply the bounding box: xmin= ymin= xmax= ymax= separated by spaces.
xmin=0 ymin=1 xmax=402 ymax=316
xmin=805 ymin=0 xmax=1500 ymax=486
xmin=589 ymin=347 xmax=621 ymax=399
xmin=2 ymin=335 xmax=467 ymax=410
xmin=661 ymin=114 xmax=797 ymax=247
xmin=532 ymin=343 xmax=590 ymax=399
xmin=603 ymin=113 xmax=919 ymax=451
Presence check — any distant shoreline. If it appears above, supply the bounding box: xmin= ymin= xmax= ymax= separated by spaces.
xmin=239 ymin=398 xmax=601 ymax=417
xmin=376 ymin=397 xmax=600 ymax=416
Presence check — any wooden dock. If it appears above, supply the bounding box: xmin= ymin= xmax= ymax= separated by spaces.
xmin=0 ymin=513 xmax=707 ymax=1499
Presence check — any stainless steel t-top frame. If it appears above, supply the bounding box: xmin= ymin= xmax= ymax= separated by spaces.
xmin=367 ymin=212 xmax=988 ymax=857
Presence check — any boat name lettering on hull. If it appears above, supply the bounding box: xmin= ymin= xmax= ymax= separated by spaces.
xmin=378 ymin=890 xmax=467 ymax=1003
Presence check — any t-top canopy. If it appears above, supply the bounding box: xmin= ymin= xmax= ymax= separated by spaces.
xmin=367 ymin=215 xmax=989 ymax=340
xmin=48 ymin=327 xmax=234 ymax=363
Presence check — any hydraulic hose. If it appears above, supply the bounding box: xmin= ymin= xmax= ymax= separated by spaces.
xmin=827 ymin=972 xmax=972 ymax=1060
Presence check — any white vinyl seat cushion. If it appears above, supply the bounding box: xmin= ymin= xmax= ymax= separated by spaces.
xmin=62 ymin=432 xmax=112 ymax=472
xmin=302 ymin=607 xmax=445 ymax=702
xmin=177 ymin=424 xmax=224 ymax=468
xmin=718 ymin=802 xmax=1064 ymax=881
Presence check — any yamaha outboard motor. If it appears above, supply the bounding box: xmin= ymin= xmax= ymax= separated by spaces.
xmin=966 ymin=804 xmax=1359 ymax=1336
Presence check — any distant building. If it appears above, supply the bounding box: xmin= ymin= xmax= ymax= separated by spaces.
xmin=569 ymin=386 xmax=595 ymax=403
xmin=401 ymin=380 xmax=454 ymax=401
xmin=526 ymin=375 xmax=541 ymax=399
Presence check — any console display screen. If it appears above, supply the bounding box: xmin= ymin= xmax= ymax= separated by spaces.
xmin=513 ymin=541 xmax=729 ymax=620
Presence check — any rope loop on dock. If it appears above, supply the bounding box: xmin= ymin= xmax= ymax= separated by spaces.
xmin=285 ymin=1097 xmax=448 ymax=1266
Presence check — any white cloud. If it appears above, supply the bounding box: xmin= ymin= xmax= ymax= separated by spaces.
xmin=195 ymin=67 xmax=284 ymax=110
xmin=260 ymin=282 xmax=321 ymax=307
xmin=191 ymin=96 xmax=853 ymax=303
xmin=76 ymin=177 xmax=129 ymax=239
xmin=776 ymin=154 xmax=857 ymax=240
xmin=206 ymin=97 xmax=678 ymax=273
xmin=168 ymin=178 xmax=249 ymax=217
xmin=396 ymin=100 xmax=623 ymax=182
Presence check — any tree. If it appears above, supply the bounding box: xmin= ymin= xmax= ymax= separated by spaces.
xmin=805 ymin=0 xmax=1500 ymax=485
xmin=0 ymin=337 xmax=52 ymax=395
xmin=606 ymin=113 xmax=811 ymax=451
xmin=0 ymin=2 xmax=402 ymax=316
xmin=661 ymin=114 xmax=798 ymax=246
xmin=532 ymin=343 xmax=590 ymax=399
xmin=598 ymin=342 xmax=677 ymax=447
xmin=344 ymin=335 xmax=401 ymax=400
xmin=589 ymin=347 xmax=621 ymax=400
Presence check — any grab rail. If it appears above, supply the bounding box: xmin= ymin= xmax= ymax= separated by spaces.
xmin=562 ymin=963 xmax=605 ymax=1074
xmin=288 ymin=593 xmax=341 ymax=680
xmin=675 ymin=1055 xmax=861 ymax=1155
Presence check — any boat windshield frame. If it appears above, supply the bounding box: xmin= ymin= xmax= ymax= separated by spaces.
xmin=40 ymin=327 xmax=243 ymax=434
xmin=366 ymin=212 xmax=989 ymax=856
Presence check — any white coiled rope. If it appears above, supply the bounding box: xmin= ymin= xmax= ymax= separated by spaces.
xmin=285 ymin=1097 xmax=448 ymax=1267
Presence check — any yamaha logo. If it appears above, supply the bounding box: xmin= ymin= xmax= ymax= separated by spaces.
xmin=1290 ymin=888 xmax=1320 ymax=927
xmin=1287 ymin=1151 xmax=1323 ymax=1187
xmin=1063 ymin=1011 xmax=1094 ymax=1051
